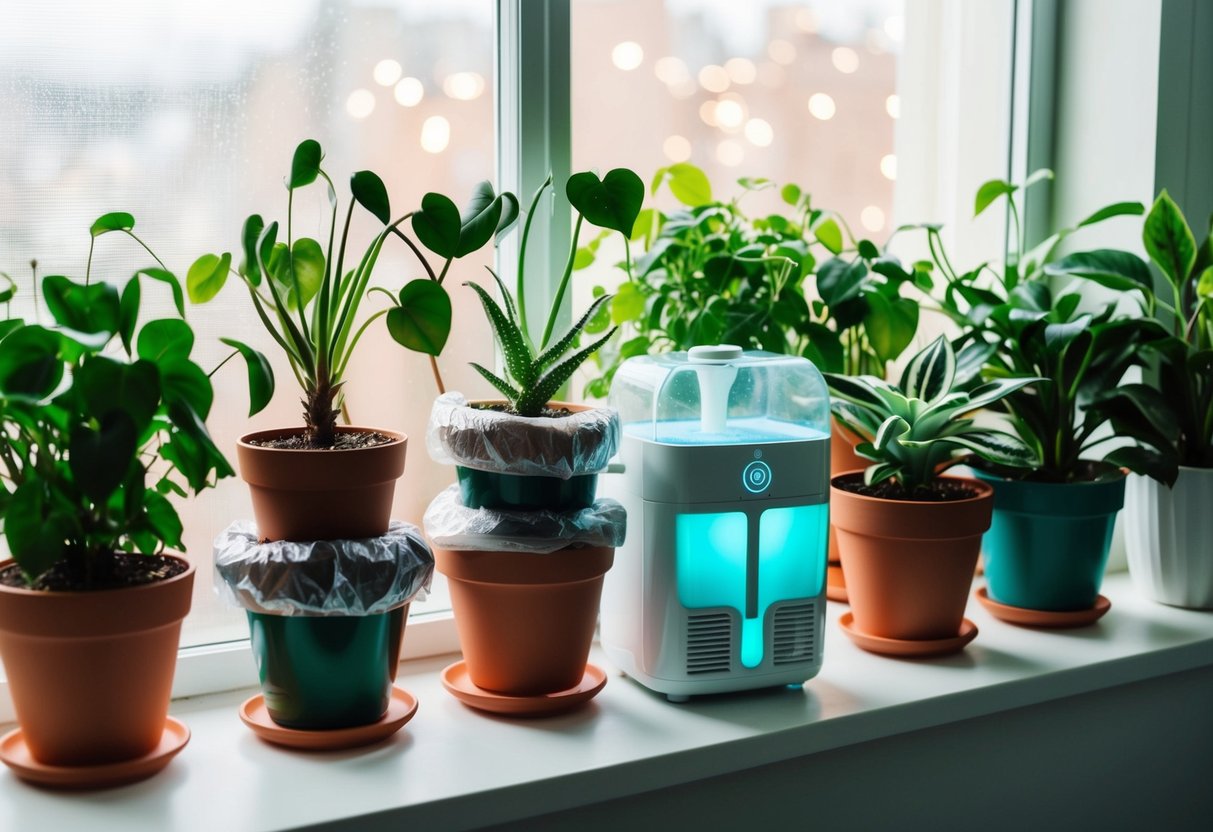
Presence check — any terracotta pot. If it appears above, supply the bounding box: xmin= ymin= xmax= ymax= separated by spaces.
xmin=434 ymin=545 xmax=614 ymax=695
xmin=0 ymin=557 xmax=194 ymax=766
xmin=237 ymin=426 xmax=406 ymax=541
xmin=830 ymin=473 xmax=992 ymax=641
xmin=1125 ymin=466 xmax=1213 ymax=610
xmin=828 ymin=424 xmax=867 ymax=565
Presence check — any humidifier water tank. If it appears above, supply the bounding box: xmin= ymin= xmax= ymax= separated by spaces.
xmin=601 ymin=346 xmax=831 ymax=700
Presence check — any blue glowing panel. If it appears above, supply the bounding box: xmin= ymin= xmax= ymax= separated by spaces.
xmin=758 ymin=504 xmax=828 ymax=609
xmin=675 ymin=512 xmax=747 ymax=613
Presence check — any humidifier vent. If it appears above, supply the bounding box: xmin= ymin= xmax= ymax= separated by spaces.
xmin=686 ymin=612 xmax=733 ymax=674
xmin=772 ymin=602 xmax=816 ymax=665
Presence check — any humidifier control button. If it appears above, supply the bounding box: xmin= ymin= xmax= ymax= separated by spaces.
xmin=743 ymin=460 xmax=772 ymax=493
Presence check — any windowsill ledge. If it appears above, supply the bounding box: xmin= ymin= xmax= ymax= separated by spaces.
xmin=3 ymin=572 xmax=1212 ymax=831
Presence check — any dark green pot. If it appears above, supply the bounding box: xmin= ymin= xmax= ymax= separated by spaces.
xmin=247 ymin=606 xmax=406 ymax=729
xmin=975 ymin=469 xmax=1126 ymax=611
xmin=456 ymin=465 xmax=597 ymax=511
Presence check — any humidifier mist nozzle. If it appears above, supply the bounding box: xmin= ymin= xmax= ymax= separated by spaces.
xmin=688 ymin=345 xmax=742 ymax=435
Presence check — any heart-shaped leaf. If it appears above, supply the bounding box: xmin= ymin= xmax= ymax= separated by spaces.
xmin=42 ymin=275 xmax=121 ymax=335
xmin=272 ymin=238 xmax=324 ymax=310
xmin=651 ymin=163 xmax=712 ymax=206
xmin=70 ymin=411 xmax=138 ymax=502
xmin=0 ymin=325 xmax=63 ymax=398
xmin=352 ymin=170 xmax=391 ymax=225
xmin=186 ymin=252 xmax=232 ymax=304
xmin=220 ymin=337 xmax=275 ymax=416
xmin=76 ymin=356 xmax=160 ymax=432
xmin=812 ymin=217 xmax=843 ymax=254
xmin=567 ymin=169 xmax=644 ymax=236
xmin=89 ymin=212 xmax=135 ymax=238
xmin=239 ymin=215 xmax=265 ymax=285
xmin=975 ymin=178 xmax=1016 ymax=217
xmin=158 ymin=356 xmax=214 ymax=420
xmin=386 ymin=279 xmax=452 ymax=356
xmin=456 ymin=182 xmax=504 ymax=257
xmin=137 ymin=318 xmax=195 ymax=362
xmin=289 ymin=139 xmax=323 ymax=189
xmin=135 ymin=267 xmax=185 ymax=318
xmin=5 ymin=482 xmax=74 ymax=580
xmin=411 ymin=192 xmax=461 ymax=259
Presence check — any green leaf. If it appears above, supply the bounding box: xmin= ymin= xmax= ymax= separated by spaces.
xmin=520 ymin=325 xmax=617 ymax=416
xmin=70 ymin=411 xmax=138 ymax=502
xmin=610 ymin=282 xmax=646 ymax=325
xmin=158 ymin=356 xmax=214 ymax=420
xmin=469 ymin=362 xmax=520 ymax=401
xmin=42 ymin=275 xmax=121 ymax=335
xmin=5 ymin=482 xmax=73 ymax=579
xmin=940 ymin=431 xmax=1037 ymax=467
xmin=857 ymin=239 xmax=880 ymax=261
xmin=780 ymin=184 xmax=802 ymax=207
xmin=567 ymin=168 xmax=645 ymax=235
xmin=219 ymin=337 xmax=275 ymax=416
xmin=1106 ymin=446 xmax=1178 ymax=487
xmin=975 ymin=179 xmax=1016 ymax=217
xmin=1197 ymin=266 xmax=1213 ymax=300
xmin=0 ymin=325 xmax=63 ymax=398
xmin=801 ymin=323 xmax=844 ymax=373
xmin=76 ymin=356 xmax=160 ymax=433
xmin=1144 ymin=190 xmax=1197 ymax=288
xmin=351 ymin=170 xmax=391 ymax=224
xmin=186 ymin=252 xmax=232 ymax=304
xmin=136 ymin=268 xmax=186 ymax=318
xmin=89 ymin=212 xmax=135 ymax=237
xmin=1078 ymin=201 xmax=1145 ymax=228
xmin=497 ymin=192 xmax=520 ymax=240
xmin=964 ymin=376 xmax=1043 ymax=413
xmin=386 ymin=279 xmax=452 ymax=356
xmin=864 ymin=294 xmax=918 ymax=363
xmin=119 ymin=277 xmax=140 ymax=354
xmin=537 ymin=294 xmax=611 ymax=369
xmin=653 ymin=163 xmax=713 ymax=206
xmin=737 ymin=177 xmax=773 ymax=192
xmin=873 ymin=415 xmax=910 ymax=452
xmin=412 ymin=192 xmax=462 ymax=259
xmin=630 ymin=207 xmax=661 ymax=245
xmin=465 ymin=281 xmax=533 ymax=386
xmin=137 ymin=318 xmax=194 ymax=362
xmin=1024 ymin=168 xmax=1054 ymax=189
xmin=812 ymin=217 xmax=843 ymax=254
xmin=143 ymin=490 xmax=184 ymax=551
xmin=456 ymin=181 xmax=504 ymax=257
xmin=900 ymin=335 xmax=955 ymax=403
xmin=239 ymin=215 xmax=265 ymax=286
xmin=1044 ymin=249 xmax=1154 ymax=294
xmin=283 ymin=238 xmax=324 ymax=310
xmin=816 ymin=257 xmax=867 ymax=307
xmin=1044 ymin=314 xmax=1093 ymax=354
xmin=288 ymin=139 xmax=323 ymax=189
xmin=823 ymin=373 xmax=888 ymax=411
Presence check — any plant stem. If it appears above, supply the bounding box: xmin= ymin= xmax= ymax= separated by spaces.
xmin=541 ymin=214 xmax=584 ymax=350
xmin=429 ymin=355 xmax=446 ymax=395
xmin=517 ymin=176 xmax=553 ymax=344
xmin=207 ymin=349 xmax=240 ymax=379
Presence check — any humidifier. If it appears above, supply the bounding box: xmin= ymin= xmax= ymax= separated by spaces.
xmin=601 ymin=345 xmax=831 ymax=701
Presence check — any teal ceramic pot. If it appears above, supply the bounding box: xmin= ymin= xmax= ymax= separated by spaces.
xmin=248 ymin=606 xmax=406 ymax=729
xmin=974 ymin=468 xmax=1126 ymax=611
xmin=455 ymin=465 xmax=597 ymax=511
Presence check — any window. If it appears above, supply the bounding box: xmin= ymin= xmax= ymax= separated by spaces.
xmin=0 ymin=0 xmax=497 ymax=648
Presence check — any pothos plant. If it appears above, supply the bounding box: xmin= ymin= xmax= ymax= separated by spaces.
xmin=921 ymin=170 xmax=1168 ymax=483
xmin=390 ymin=168 xmax=645 ymax=416
xmin=190 ymin=139 xmax=515 ymax=447
xmin=826 ymin=336 xmax=1039 ymax=497
xmin=0 ymin=216 xmax=272 ymax=587
xmin=580 ymin=163 xmax=928 ymax=397
xmin=1057 ymin=191 xmax=1213 ymax=484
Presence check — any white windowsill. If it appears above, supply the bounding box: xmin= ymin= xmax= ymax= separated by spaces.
xmin=2 ymin=572 xmax=1211 ymax=832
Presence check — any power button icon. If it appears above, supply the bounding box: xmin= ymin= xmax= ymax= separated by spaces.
xmin=742 ymin=460 xmax=772 ymax=494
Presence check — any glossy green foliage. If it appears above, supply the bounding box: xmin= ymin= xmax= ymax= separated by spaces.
xmin=0 ymin=216 xmax=272 ymax=586
xmin=825 ymin=336 xmax=1038 ymax=491
xmin=582 ymin=163 xmax=925 ymax=398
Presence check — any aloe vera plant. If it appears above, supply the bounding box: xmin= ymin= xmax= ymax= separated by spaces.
xmin=826 ymin=336 xmax=1040 ymax=495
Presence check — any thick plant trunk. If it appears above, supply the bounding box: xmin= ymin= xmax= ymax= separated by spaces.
xmin=303 ymin=376 xmax=340 ymax=448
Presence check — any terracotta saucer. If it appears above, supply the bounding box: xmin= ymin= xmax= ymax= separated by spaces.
xmin=239 ymin=686 xmax=418 ymax=751
xmin=976 ymin=587 xmax=1111 ymax=628
xmin=441 ymin=661 xmax=607 ymax=717
xmin=838 ymin=612 xmax=978 ymax=658
xmin=826 ymin=563 xmax=848 ymax=603
xmin=0 ymin=717 xmax=189 ymax=790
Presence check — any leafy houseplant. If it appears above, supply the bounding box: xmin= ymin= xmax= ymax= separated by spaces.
xmin=425 ymin=168 xmax=639 ymax=707
xmin=1094 ymin=192 xmax=1213 ymax=608
xmin=193 ymin=140 xmax=511 ymax=542
xmin=0 ymin=216 xmax=270 ymax=779
xmin=827 ymin=336 xmax=1036 ymax=654
xmin=924 ymin=171 xmax=1167 ymax=616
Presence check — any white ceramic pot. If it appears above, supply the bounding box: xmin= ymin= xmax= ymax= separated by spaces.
xmin=1125 ymin=466 xmax=1213 ymax=610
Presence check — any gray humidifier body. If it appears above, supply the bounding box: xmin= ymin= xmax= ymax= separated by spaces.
xmin=601 ymin=346 xmax=831 ymax=701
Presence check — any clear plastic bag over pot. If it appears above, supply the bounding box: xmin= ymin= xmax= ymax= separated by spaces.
xmin=423 ymin=485 xmax=627 ymax=554
xmin=426 ymin=391 xmax=621 ymax=479
xmin=213 ymin=521 xmax=434 ymax=617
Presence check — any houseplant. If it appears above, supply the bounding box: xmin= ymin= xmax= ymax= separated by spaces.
xmin=582 ymin=164 xmax=928 ymax=594
xmin=0 ymin=216 xmax=270 ymax=784
xmin=925 ymin=172 xmax=1167 ymax=621
xmin=192 ymin=139 xmax=512 ymax=541
xmin=1077 ymin=192 xmax=1213 ymax=608
xmin=827 ymin=336 xmax=1038 ymax=655
xmin=425 ymin=168 xmax=638 ymax=705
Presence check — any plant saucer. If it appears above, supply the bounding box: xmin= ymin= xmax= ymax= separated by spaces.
xmin=239 ymin=686 xmax=417 ymax=751
xmin=441 ymin=660 xmax=606 ymax=717
xmin=826 ymin=563 xmax=849 ymax=603
xmin=975 ymin=587 xmax=1111 ymax=628
xmin=0 ymin=717 xmax=189 ymax=790
xmin=838 ymin=612 xmax=978 ymax=658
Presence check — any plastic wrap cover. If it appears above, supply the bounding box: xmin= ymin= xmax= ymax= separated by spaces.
xmin=423 ymin=485 xmax=627 ymax=553
xmin=214 ymin=521 xmax=434 ymax=616
xmin=426 ymin=392 xmax=620 ymax=479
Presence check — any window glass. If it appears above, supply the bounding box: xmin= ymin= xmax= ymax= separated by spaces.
xmin=0 ymin=0 xmax=496 ymax=645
